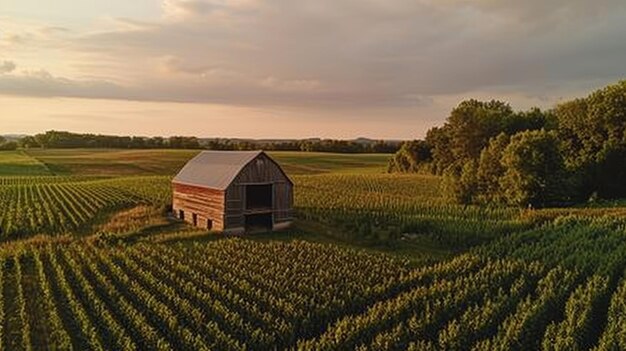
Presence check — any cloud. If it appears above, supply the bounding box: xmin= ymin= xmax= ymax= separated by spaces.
xmin=0 ymin=60 xmax=16 ymax=74
xmin=4 ymin=0 xmax=626 ymax=113
xmin=158 ymin=55 xmax=227 ymax=76
xmin=0 ymin=69 xmax=127 ymax=99
xmin=162 ymin=0 xmax=259 ymax=19
xmin=38 ymin=26 xmax=70 ymax=35
xmin=260 ymin=76 xmax=321 ymax=91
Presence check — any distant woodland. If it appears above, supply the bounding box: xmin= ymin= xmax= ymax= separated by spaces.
xmin=15 ymin=131 xmax=400 ymax=154
xmin=0 ymin=136 xmax=18 ymax=151
xmin=389 ymin=80 xmax=626 ymax=207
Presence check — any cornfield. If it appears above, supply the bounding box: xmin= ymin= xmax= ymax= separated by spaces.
xmin=0 ymin=172 xmax=626 ymax=350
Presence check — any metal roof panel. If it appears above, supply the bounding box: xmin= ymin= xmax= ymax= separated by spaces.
xmin=172 ymin=150 xmax=263 ymax=190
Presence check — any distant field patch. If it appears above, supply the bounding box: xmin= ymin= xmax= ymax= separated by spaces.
xmin=0 ymin=150 xmax=51 ymax=175
xmin=25 ymin=149 xmax=200 ymax=176
xmin=270 ymin=151 xmax=390 ymax=174
xmin=24 ymin=149 xmax=391 ymax=176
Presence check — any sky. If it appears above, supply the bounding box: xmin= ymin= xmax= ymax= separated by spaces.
xmin=1 ymin=0 xmax=625 ymax=139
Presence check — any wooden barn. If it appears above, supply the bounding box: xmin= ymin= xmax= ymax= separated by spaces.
xmin=172 ymin=150 xmax=293 ymax=233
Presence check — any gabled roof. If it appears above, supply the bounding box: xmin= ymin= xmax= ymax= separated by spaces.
xmin=173 ymin=150 xmax=264 ymax=190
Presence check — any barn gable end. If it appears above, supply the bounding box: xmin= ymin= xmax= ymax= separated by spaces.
xmin=172 ymin=151 xmax=293 ymax=233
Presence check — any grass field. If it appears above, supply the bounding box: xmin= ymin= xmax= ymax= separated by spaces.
xmin=0 ymin=150 xmax=51 ymax=176
xmin=24 ymin=149 xmax=199 ymax=176
xmin=1 ymin=148 xmax=626 ymax=350
xmin=23 ymin=149 xmax=391 ymax=176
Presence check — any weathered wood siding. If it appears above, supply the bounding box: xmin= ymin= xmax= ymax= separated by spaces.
xmin=172 ymin=183 xmax=225 ymax=230
xmin=273 ymin=181 xmax=293 ymax=223
xmin=173 ymin=152 xmax=293 ymax=232
xmin=225 ymin=153 xmax=293 ymax=230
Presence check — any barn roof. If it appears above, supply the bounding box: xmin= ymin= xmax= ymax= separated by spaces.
xmin=172 ymin=150 xmax=268 ymax=190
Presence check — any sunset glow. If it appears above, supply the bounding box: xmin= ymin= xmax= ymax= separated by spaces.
xmin=2 ymin=0 xmax=625 ymax=138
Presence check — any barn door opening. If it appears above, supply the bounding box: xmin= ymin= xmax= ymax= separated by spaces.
xmin=245 ymin=213 xmax=273 ymax=232
xmin=245 ymin=184 xmax=273 ymax=210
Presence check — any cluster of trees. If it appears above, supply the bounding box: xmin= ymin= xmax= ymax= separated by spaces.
xmin=389 ymin=80 xmax=626 ymax=207
xmin=19 ymin=131 xmax=202 ymax=149
xmin=187 ymin=138 xmax=398 ymax=153
xmin=298 ymin=139 xmax=399 ymax=153
xmin=17 ymin=131 xmax=400 ymax=154
xmin=0 ymin=136 xmax=18 ymax=151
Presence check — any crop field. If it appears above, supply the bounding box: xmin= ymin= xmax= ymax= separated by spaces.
xmin=0 ymin=176 xmax=170 ymax=238
xmin=1 ymin=222 xmax=626 ymax=350
xmin=0 ymin=148 xmax=626 ymax=350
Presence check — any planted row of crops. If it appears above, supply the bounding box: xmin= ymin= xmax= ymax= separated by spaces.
xmin=0 ymin=239 xmax=421 ymax=350
xmin=293 ymin=173 xmax=626 ymax=250
xmin=1 ymin=172 xmax=606 ymax=250
xmin=0 ymin=176 xmax=171 ymax=239
xmin=3 ymin=170 xmax=626 ymax=350
xmin=298 ymin=216 xmax=626 ymax=350
xmin=0 ymin=233 xmax=625 ymax=350
xmin=0 ymin=176 xmax=103 ymax=186
xmin=1 ymin=172 xmax=532 ymax=247
xmin=293 ymin=174 xmax=531 ymax=247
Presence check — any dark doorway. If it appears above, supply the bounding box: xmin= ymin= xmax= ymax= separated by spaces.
xmin=245 ymin=213 xmax=273 ymax=232
xmin=246 ymin=184 xmax=273 ymax=210
xmin=207 ymin=219 xmax=213 ymax=230
xmin=179 ymin=210 xmax=185 ymax=220
xmin=192 ymin=213 xmax=198 ymax=226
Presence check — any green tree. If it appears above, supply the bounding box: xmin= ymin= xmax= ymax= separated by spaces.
xmin=499 ymin=130 xmax=569 ymax=207
xmin=476 ymin=133 xmax=510 ymax=203
xmin=504 ymin=107 xmax=555 ymax=135
xmin=422 ymin=100 xmax=547 ymax=175
xmin=387 ymin=140 xmax=432 ymax=173
xmin=425 ymin=125 xmax=456 ymax=175
xmin=442 ymin=160 xmax=479 ymax=205
xmin=18 ymin=136 xmax=39 ymax=148
xmin=447 ymin=99 xmax=513 ymax=162
xmin=555 ymin=80 xmax=626 ymax=198
xmin=0 ymin=141 xmax=18 ymax=151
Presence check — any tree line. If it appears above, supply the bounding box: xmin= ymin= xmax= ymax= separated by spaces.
xmin=0 ymin=136 xmax=18 ymax=151
xmin=18 ymin=131 xmax=203 ymax=150
xmin=388 ymin=80 xmax=626 ymax=207
xmin=206 ymin=138 xmax=399 ymax=153
xmin=15 ymin=131 xmax=400 ymax=154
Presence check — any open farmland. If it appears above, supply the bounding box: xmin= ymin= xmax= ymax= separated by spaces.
xmin=0 ymin=176 xmax=170 ymax=238
xmin=24 ymin=149 xmax=391 ymax=176
xmin=0 ymin=149 xmax=626 ymax=350
xmin=0 ymin=151 xmax=51 ymax=176
xmin=1 ymin=222 xmax=626 ymax=350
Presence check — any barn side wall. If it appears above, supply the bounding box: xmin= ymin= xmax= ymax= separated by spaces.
xmin=225 ymin=153 xmax=294 ymax=230
xmin=172 ymin=183 xmax=225 ymax=230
